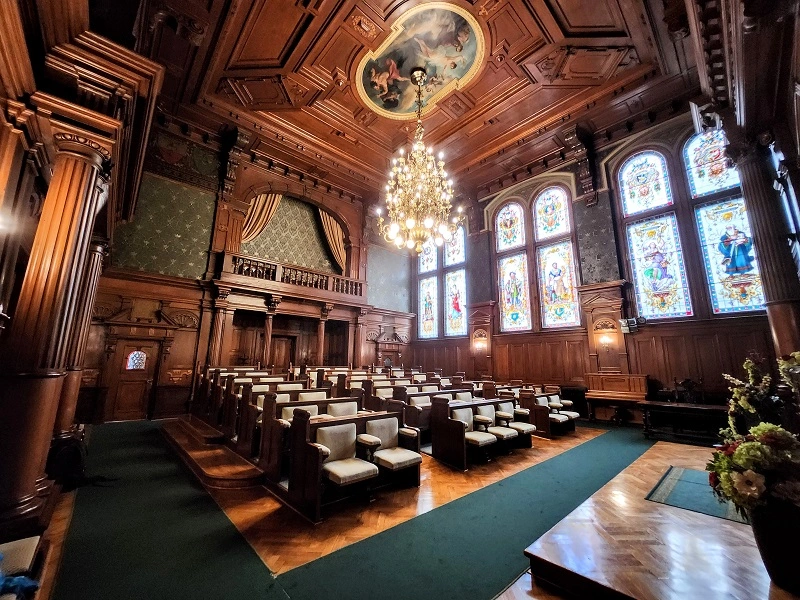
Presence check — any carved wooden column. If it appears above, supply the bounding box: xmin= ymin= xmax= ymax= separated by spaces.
xmin=53 ymin=240 xmax=106 ymax=436
xmin=354 ymin=308 xmax=368 ymax=367
xmin=207 ymin=287 xmax=231 ymax=366
xmin=346 ymin=320 xmax=356 ymax=367
xmin=262 ymin=294 xmax=280 ymax=367
xmin=317 ymin=303 xmax=333 ymax=365
xmin=730 ymin=139 xmax=800 ymax=355
xmin=0 ymin=126 xmax=112 ymax=527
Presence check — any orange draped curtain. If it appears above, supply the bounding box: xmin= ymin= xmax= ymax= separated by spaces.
xmin=241 ymin=193 xmax=282 ymax=243
xmin=318 ymin=209 xmax=346 ymax=272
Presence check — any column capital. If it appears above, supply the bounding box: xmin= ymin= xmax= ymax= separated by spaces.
xmin=265 ymin=294 xmax=282 ymax=313
xmin=321 ymin=302 xmax=334 ymax=320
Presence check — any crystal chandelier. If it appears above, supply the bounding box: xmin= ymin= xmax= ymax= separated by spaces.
xmin=376 ymin=67 xmax=464 ymax=253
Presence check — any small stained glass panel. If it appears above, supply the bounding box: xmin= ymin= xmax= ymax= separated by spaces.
xmin=619 ymin=152 xmax=674 ymax=217
xmin=418 ymin=238 xmax=437 ymax=273
xmin=498 ymin=253 xmax=532 ymax=332
xmin=627 ymin=212 xmax=693 ymax=319
xmin=126 ymin=350 xmax=147 ymax=371
xmin=537 ymin=241 xmax=581 ymax=328
xmin=534 ymin=187 xmax=571 ymax=241
xmin=495 ymin=202 xmax=525 ymax=251
xmin=444 ymin=269 xmax=468 ymax=336
xmin=418 ymin=276 xmax=439 ymax=339
xmin=684 ymin=130 xmax=741 ymax=198
xmin=695 ymin=197 xmax=765 ymax=314
xmin=444 ymin=226 xmax=466 ymax=266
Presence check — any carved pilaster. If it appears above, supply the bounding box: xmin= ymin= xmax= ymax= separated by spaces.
xmin=564 ymin=126 xmax=596 ymax=205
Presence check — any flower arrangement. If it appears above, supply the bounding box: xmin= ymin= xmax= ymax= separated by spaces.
xmin=707 ymin=355 xmax=800 ymax=516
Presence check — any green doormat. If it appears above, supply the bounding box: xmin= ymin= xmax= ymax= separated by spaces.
xmin=646 ymin=466 xmax=747 ymax=524
xmin=53 ymin=421 xmax=287 ymax=600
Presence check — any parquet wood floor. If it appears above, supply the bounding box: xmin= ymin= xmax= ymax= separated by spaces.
xmin=207 ymin=427 xmax=606 ymax=575
xmin=514 ymin=441 xmax=799 ymax=600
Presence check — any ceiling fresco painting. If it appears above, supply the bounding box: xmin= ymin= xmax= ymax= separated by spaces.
xmin=355 ymin=3 xmax=485 ymax=120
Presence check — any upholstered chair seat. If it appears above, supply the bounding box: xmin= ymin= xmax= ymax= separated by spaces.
xmin=375 ymin=387 xmax=394 ymax=398
xmin=408 ymin=397 xmax=431 ymax=408
xmin=366 ymin=418 xmax=422 ymax=472
xmin=277 ymin=382 xmax=304 ymax=391
xmin=406 ymin=386 xmax=419 ymax=393
xmin=326 ymin=401 xmax=359 ymax=417
xmin=393 ymin=379 xmax=411 ymax=385
xmin=298 ymin=391 xmax=327 ymax=401
xmin=548 ymin=395 xmax=579 ymax=419
xmin=496 ymin=402 xmax=537 ymax=435
xmin=421 ymin=385 xmax=438 ymax=392
xmin=281 ymin=404 xmax=319 ymax=421
xmin=440 ymin=378 xmax=451 ymax=386
xmin=451 ymin=407 xmax=497 ymax=446
xmin=412 ymin=374 xmax=426 ymax=383
xmin=316 ymin=423 xmax=378 ymax=485
xmin=476 ymin=405 xmax=519 ymax=441
xmin=455 ymin=391 xmax=473 ymax=402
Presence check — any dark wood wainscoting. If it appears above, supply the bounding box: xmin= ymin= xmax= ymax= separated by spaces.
xmin=412 ymin=339 xmax=471 ymax=375
xmin=626 ymin=315 xmax=774 ymax=394
xmin=493 ymin=331 xmax=591 ymax=386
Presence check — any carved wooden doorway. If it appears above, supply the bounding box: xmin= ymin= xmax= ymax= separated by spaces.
xmin=107 ymin=340 xmax=160 ymax=421
xmin=270 ymin=336 xmax=294 ymax=371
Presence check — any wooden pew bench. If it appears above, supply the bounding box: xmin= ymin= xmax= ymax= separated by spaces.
xmin=287 ymin=409 xmax=420 ymax=523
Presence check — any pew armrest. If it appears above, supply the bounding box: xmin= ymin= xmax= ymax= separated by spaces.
xmin=399 ymin=426 xmax=421 ymax=453
xmin=310 ymin=443 xmax=330 ymax=459
xmin=514 ymin=408 xmax=530 ymax=417
xmin=276 ymin=418 xmax=291 ymax=428
xmin=473 ymin=415 xmax=493 ymax=428
xmin=356 ymin=434 xmax=382 ymax=461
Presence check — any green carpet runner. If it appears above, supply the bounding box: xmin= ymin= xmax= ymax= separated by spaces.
xmin=53 ymin=422 xmax=653 ymax=600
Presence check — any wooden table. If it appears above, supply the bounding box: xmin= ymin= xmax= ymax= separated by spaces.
xmin=639 ymin=400 xmax=727 ymax=445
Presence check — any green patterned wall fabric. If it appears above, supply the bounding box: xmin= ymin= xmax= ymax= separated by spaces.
xmin=241 ymin=197 xmax=339 ymax=274
xmin=367 ymin=243 xmax=411 ymax=313
xmin=112 ymin=173 xmax=215 ymax=279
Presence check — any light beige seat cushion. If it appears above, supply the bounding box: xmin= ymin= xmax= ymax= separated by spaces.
xmin=281 ymin=404 xmax=319 ymax=421
xmin=487 ymin=425 xmax=518 ymax=440
xmin=550 ymin=413 xmax=570 ymax=423
xmin=560 ymin=410 xmax=580 ymax=419
xmin=327 ymin=401 xmax=358 ymax=417
xmin=440 ymin=378 xmax=451 ymax=386
xmin=421 ymin=385 xmax=438 ymax=392
xmin=406 ymin=386 xmax=419 ymax=393
xmin=349 ymin=380 xmax=363 ymax=389
xmin=275 ymin=393 xmax=290 ymax=403
xmin=451 ymin=407 xmax=476 ymax=431
xmin=322 ymin=458 xmax=379 ymax=485
xmin=508 ymin=422 xmax=537 ymax=434
xmin=298 ymin=391 xmax=327 ymax=401
xmin=409 ymin=398 xmax=431 ymax=408
xmin=394 ymin=379 xmax=411 ymax=385
xmin=374 ymin=447 xmax=422 ymax=470
xmin=277 ymin=383 xmax=304 ymax=391
xmin=412 ymin=374 xmax=426 ymax=383
xmin=455 ymin=391 xmax=473 ymax=402
xmin=464 ymin=431 xmax=497 ymax=446
xmin=375 ymin=387 xmax=394 ymax=398
xmin=0 ymin=535 xmax=40 ymax=575
xmin=365 ymin=417 xmax=399 ymax=449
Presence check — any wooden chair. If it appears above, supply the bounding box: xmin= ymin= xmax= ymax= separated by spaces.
xmin=430 ymin=397 xmax=497 ymax=471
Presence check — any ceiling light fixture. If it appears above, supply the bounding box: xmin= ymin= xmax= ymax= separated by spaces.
xmin=376 ymin=67 xmax=463 ymax=253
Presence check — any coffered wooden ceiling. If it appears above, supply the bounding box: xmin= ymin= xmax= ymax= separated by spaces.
xmin=132 ymin=0 xmax=698 ymax=202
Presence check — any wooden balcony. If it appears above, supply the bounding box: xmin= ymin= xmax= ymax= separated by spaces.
xmin=215 ymin=252 xmax=368 ymax=306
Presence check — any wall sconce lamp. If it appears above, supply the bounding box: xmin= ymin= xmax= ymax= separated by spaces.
xmin=599 ymin=334 xmax=613 ymax=352
xmin=472 ymin=328 xmax=488 ymax=354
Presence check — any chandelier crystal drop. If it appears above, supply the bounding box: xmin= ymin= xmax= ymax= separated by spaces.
xmin=376 ymin=67 xmax=464 ymax=253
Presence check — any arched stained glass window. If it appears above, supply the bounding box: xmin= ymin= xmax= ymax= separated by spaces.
xmin=495 ymin=202 xmax=525 ymax=251
xmin=684 ymin=130 xmax=741 ymax=198
xmin=444 ymin=269 xmax=467 ymax=336
xmin=444 ymin=225 xmax=466 ymax=266
xmin=695 ymin=197 xmax=765 ymax=313
xmin=534 ymin=187 xmax=570 ymax=241
xmin=619 ymin=152 xmax=673 ymax=217
xmin=418 ymin=238 xmax=437 ymax=273
xmin=418 ymin=276 xmax=439 ymax=338
xmin=626 ymin=212 xmax=693 ymax=319
xmin=126 ymin=350 xmax=147 ymax=371
xmin=537 ymin=241 xmax=581 ymax=327
xmin=498 ymin=253 xmax=532 ymax=331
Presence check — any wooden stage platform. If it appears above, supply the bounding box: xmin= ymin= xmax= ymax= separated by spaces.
xmin=518 ymin=441 xmax=797 ymax=600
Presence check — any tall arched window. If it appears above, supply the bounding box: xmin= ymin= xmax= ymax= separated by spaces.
xmin=494 ymin=189 xmax=581 ymax=332
xmin=496 ymin=202 xmax=532 ymax=331
xmin=416 ymin=226 xmax=468 ymax=339
xmin=617 ymin=130 xmax=765 ymax=321
xmin=534 ymin=187 xmax=581 ymax=328
xmin=686 ymin=131 xmax=765 ymax=313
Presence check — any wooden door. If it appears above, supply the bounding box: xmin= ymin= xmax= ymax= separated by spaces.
xmin=108 ymin=340 xmax=160 ymax=421
xmin=270 ymin=336 xmax=294 ymax=371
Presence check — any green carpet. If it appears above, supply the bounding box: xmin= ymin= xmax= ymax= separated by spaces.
xmin=54 ymin=422 xmax=653 ymax=600
xmin=52 ymin=421 xmax=287 ymax=600
xmin=646 ymin=466 xmax=747 ymax=524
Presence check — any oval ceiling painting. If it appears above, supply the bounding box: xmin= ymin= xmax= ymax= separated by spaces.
xmin=356 ymin=3 xmax=484 ymax=120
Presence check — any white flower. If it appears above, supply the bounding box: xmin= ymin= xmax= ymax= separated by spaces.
xmin=731 ymin=469 xmax=766 ymax=499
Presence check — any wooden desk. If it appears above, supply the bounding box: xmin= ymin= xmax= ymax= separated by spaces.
xmin=640 ymin=401 xmax=727 ymax=445
xmin=585 ymin=373 xmax=647 ymax=424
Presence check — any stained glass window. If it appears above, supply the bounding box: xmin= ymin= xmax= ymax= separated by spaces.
xmin=418 ymin=276 xmax=439 ymax=338
xmin=695 ymin=198 xmax=765 ymax=313
xmin=684 ymin=130 xmax=741 ymax=198
xmin=627 ymin=213 xmax=693 ymax=319
xmin=418 ymin=238 xmax=437 ymax=273
xmin=495 ymin=202 xmax=525 ymax=251
xmin=444 ymin=225 xmax=466 ymax=266
xmin=444 ymin=269 xmax=468 ymax=336
xmin=498 ymin=253 xmax=532 ymax=331
xmin=537 ymin=241 xmax=581 ymax=328
xmin=126 ymin=350 xmax=147 ymax=370
xmin=534 ymin=187 xmax=570 ymax=241
xmin=619 ymin=152 xmax=673 ymax=217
